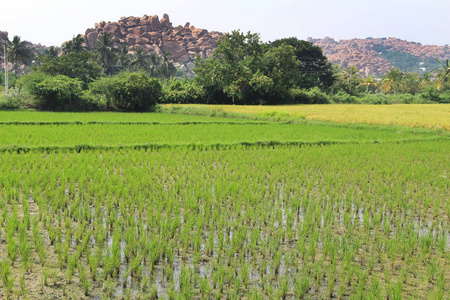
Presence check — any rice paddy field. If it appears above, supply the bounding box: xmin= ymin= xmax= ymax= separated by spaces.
xmin=0 ymin=108 xmax=449 ymax=299
xmin=162 ymin=104 xmax=450 ymax=131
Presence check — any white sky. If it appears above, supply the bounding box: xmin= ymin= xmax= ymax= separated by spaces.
xmin=1 ymin=0 xmax=449 ymax=46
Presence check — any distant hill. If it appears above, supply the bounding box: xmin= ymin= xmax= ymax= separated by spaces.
xmin=308 ymin=37 xmax=450 ymax=76
xmin=82 ymin=14 xmax=223 ymax=72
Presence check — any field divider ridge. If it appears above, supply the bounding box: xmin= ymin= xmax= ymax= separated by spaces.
xmin=0 ymin=137 xmax=447 ymax=154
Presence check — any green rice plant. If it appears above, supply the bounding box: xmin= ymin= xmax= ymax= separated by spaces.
xmin=78 ymin=264 xmax=89 ymax=296
xmin=1 ymin=261 xmax=14 ymax=299
xmin=147 ymin=285 xmax=158 ymax=300
xmin=391 ymin=281 xmax=403 ymax=300
xmin=6 ymin=234 xmax=18 ymax=266
xmin=42 ymin=267 xmax=49 ymax=286
xmin=19 ymin=268 xmax=27 ymax=296
xmin=199 ymin=277 xmax=211 ymax=299
xmin=277 ymin=276 xmax=289 ymax=299
xmin=67 ymin=254 xmax=77 ymax=283
xmin=327 ymin=265 xmax=336 ymax=298
xmin=294 ymin=272 xmax=311 ymax=298
xmin=89 ymin=254 xmax=99 ymax=281
xmin=426 ymin=259 xmax=438 ymax=283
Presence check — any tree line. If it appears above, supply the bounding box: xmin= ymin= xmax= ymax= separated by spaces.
xmin=1 ymin=31 xmax=450 ymax=111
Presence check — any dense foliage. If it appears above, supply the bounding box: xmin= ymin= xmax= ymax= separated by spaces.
xmin=2 ymin=30 xmax=450 ymax=110
xmin=194 ymin=31 xmax=333 ymax=104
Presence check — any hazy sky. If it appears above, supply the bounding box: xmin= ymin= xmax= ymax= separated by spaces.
xmin=1 ymin=0 xmax=449 ymax=46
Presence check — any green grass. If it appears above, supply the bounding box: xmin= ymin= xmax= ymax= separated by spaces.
xmin=0 ymin=111 xmax=259 ymax=123
xmin=0 ymin=122 xmax=447 ymax=150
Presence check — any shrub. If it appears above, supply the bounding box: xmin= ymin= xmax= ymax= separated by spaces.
xmin=22 ymin=73 xmax=83 ymax=110
xmin=90 ymin=72 xmax=162 ymax=111
xmin=161 ymin=79 xmax=204 ymax=104
xmin=289 ymin=87 xmax=331 ymax=104
xmin=359 ymin=94 xmax=389 ymax=104
xmin=419 ymin=88 xmax=450 ymax=103
xmin=332 ymin=90 xmax=359 ymax=104
xmin=0 ymin=88 xmax=31 ymax=110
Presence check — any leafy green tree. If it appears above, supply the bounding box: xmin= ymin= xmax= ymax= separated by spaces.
xmin=195 ymin=31 xmax=265 ymax=104
xmin=37 ymin=51 xmax=102 ymax=87
xmin=259 ymin=44 xmax=301 ymax=103
xmin=269 ymin=37 xmax=335 ymax=89
xmin=8 ymin=35 xmax=32 ymax=74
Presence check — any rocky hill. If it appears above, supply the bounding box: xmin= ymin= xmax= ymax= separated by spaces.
xmin=0 ymin=30 xmax=48 ymax=75
xmin=83 ymin=14 xmax=223 ymax=71
xmin=308 ymin=37 xmax=450 ymax=76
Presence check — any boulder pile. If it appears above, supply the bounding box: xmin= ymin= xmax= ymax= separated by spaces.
xmin=83 ymin=14 xmax=223 ymax=68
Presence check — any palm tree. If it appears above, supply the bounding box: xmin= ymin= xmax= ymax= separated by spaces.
xmin=8 ymin=35 xmax=32 ymax=74
xmin=358 ymin=75 xmax=379 ymax=93
xmin=62 ymin=40 xmax=74 ymax=55
xmin=148 ymin=54 xmax=162 ymax=77
xmin=47 ymin=46 xmax=59 ymax=58
xmin=71 ymin=34 xmax=85 ymax=53
xmin=160 ymin=52 xmax=177 ymax=78
xmin=129 ymin=47 xmax=151 ymax=72
xmin=62 ymin=34 xmax=85 ymax=55
xmin=433 ymin=59 xmax=450 ymax=90
xmin=381 ymin=68 xmax=403 ymax=94
xmin=117 ymin=45 xmax=131 ymax=71
xmin=340 ymin=66 xmax=360 ymax=94
xmin=93 ymin=33 xmax=119 ymax=75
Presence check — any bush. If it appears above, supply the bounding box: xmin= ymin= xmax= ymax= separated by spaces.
xmin=332 ymin=90 xmax=359 ymax=104
xmin=0 ymin=88 xmax=30 ymax=110
xmin=21 ymin=73 xmax=83 ymax=110
xmin=90 ymin=72 xmax=162 ymax=111
xmin=419 ymin=88 xmax=450 ymax=103
xmin=289 ymin=87 xmax=331 ymax=104
xmin=161 ymin=79 xmax=205 ymax=104
xmin=359 ymin=94 xmax=389 ymax=104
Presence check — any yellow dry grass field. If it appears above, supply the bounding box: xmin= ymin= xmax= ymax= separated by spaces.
xmin=176 ymin=104 xmax=450 ymax=130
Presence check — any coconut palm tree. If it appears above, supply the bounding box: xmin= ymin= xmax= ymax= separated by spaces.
xmin=117 ymin=45 xmax=131 ymax=71
xmin=8 ymin=35 xmax=32 ymax=74
xmin=62 ymin=40 xmax=74 ymax=55
xmin=381 ymin=68 xmax=403 ymax=94
xmin=129 ymin=47 xmax=151 ymax=72
xmin=62 ymin=34 xmax=85 ymax=55
xmin=358 ymin=75 xmax=379 ymax=93
xmin=160 ymin=52 xmax=177 ymax=78
xmin=340 ymin=66 xmax=360 ymax=95
xmin=47 ymin=46 xmax=59 ymax=58
xmin=433 ymin=59 xmax=450 ymax=90
xmin=93 ymin=33 xmax=119 ymax=75
xmin=148 ymin=54 xmax=162 ymax=77
xmin=71 ymin=34 xmax=85 ymax=53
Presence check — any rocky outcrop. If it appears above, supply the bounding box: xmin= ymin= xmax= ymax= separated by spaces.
xmin=83 ymin=14 xmax=223 ymax=65
xmin=0 ymin=30 xmax=48 ymax=75
xmin=308 ymin=37 xmax=450 ymax=76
